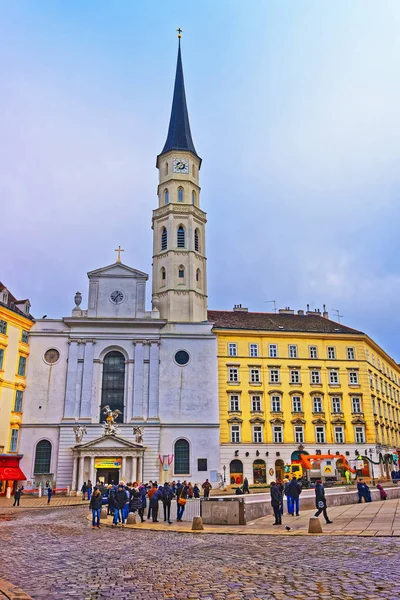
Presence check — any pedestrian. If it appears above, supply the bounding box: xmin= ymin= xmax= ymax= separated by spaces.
xmin=129 ymin=482 xmax=142 ymax=515
xmin=188 ymin=482 xmax=194 ymax=499
xmin=357 ymin=479 xmax=371 ymax=503
xmin=235 ymin=486 xmax=243 ymax=495
xmin=314 ymin=479 xmax=333 ymax=524
xmin=81 ymin=481 xmax=88 ymax=501
xmin=87 ymin=480 xmax=92 ymax=501
xmin=147 ymin=483 xmax=158 ymax=520
xmin=276 ymin=479 xmax=284 ymax=516
xmin=150 ymin=486 xmax=163 ymax=522
xmin=345 ymin=470 xmax=351 ymax=485
xmin=283 ymin=478 xmax=291 ymax=514
xmin=13 ymin=486 xmax=22 ymax=507
xmin=193 ymin=483 xmax=200 ymax=499
xmin=47 ymin=485 xmax=53 ymax=505
xmin=377 ymin=482 xmax=387 ymax=500
xmin=270 ymin=481 xmax=282 ymax=525
xmin=138 ymin=485 xmax=147 ymax=522
xmin=177 ymin=480 xmax=189 ymax=521
xmin=162 ymin=482 xmax=173 ymax=524
xmin=288 ymin=476 xmax=302 ymax=516
xmin=112 ymin=484 xmax=127 ymax=527
xmin=202 ymin=478 xmax=212 ymax=499
xmin=89 ymin=487 xmax=103 ymax=529
xmin=171 ymin=480 xmax=177 ymax=496
xmin=242 ymin=477 xmax=250 ymax=494
xmin=391 ymin=469 xmax=397 ymax=484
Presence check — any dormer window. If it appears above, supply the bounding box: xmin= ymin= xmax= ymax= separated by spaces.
xmin=2 ymin=291 xmax=8 ymax=304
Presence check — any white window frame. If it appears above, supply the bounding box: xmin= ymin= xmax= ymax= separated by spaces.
xmin=327 ymin=346 xmax=336 ymax=360
xmin=228 ymin=343 xmax=237 ymax=357
xmin=249 ymin=343 xmax=259 ymax=357
xmin=251 ymin=395 xmax=262 ymax=412
xmin=250 ymin=368 xmax=261 ymax=383
xmin=292 ymin=396 xmax=302 ymax=412
xmin=229 ymin=395 xmax=240 ymax=412
xmin=269 ymin=369 xmax=280 ymax=383
xmin=252 ymin=425 xmax=263 ymax=443
xmin=347 ymin=347 xmax=355 ymax=360
xmin=349 ymin=371 xmax=359 ymax=385
xmin=334 ymin=426 xmax=345 ymax=444
xmin=273 ymin=425 xmax=283 ymax=443
xmin=313 ymin=397 xmax=323 ymax=413
xmin=354 ymin=426 xmax=365 ymax=444
xmin=228 ymin=368 xmax=239 ymax=383
xmin=309 ymin=346 xmax=318 ymax=359
xmin=329 ymin=370 xmax=339 ymax=384
xmin=271 ymin=395 xmax=281 ymax=412
xmin=315 ymin=426 xmax=326 ymax=444
xmin=288 ymin=344 xmax=298 ymax=359
xmin=294 ymin=425 xmax=304 ymax=444
xmin=311 ymin=370 xmax=321 ymax=384
xmin=352 ymin=397 xmax=362 ymax=414
xmin=290 ymin=369 xmax=300 ymax=384
xmin=269 ymin=344 xmax=278 ymax=358
xmin=9 ymin=428 xmax=19 ymax=452
xmin=331 ymin=396 xmax=342 ymax=413
xmin=230 ymin=424 xmax=241 ymax=443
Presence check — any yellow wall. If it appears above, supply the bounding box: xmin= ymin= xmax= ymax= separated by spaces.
xmin=215 ymin=329 xmax=400 ymax=449
xmin=0 ymin=306 xmax=33 ymax=454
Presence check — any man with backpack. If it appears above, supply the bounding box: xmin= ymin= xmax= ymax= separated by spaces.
xmin=288 ymin=476 xmax=302 ymax=516
xmin=162 ymin=482 xmax=173 ymax=524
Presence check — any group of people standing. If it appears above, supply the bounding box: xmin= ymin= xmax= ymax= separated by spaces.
xmin=270 ymin=476 xmax=333 ymax=526
xmin=87 ymin=478 xmax=213 ymax=529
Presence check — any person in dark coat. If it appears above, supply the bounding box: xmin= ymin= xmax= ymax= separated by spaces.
xmin=150 ymin=486 xmax=163 ymax=522
xmin=357 ymin=479 xmax=371 ymax=503
xmin=193 ymin=484 xmax=200 ymax=499
xmin=89 ymin=487 xmax=103 ymax=528
xmin=177 ymin=481 xmax=189 ymax=521
xmin=129 ymin=483 xmax=142 ymax=514
xmin=377 ymin=482 xmax=387 ymax=500
xmin=314 ymin=480 xmax=333 ymax=524
xmin=270 ymin=481 xmax=283 ymax=525
xmin=391 ymin=469 xmax=397 ymax=483
xmin=138 ymin=485 xmax=147 ymax=522
xmin=242 ymin=477 xmax=250 ymax=494
xmin=112 ymin=485 xmax=127 ymax=526
xmin=288 ymin=476 xmax=302 ymax=516
xmin=202 ymin=479 xmax=212 ymax=499
xmin=81 ymin=482 xmax=88 ymax=501
xmin=47 ymin=485 xmax=53 ymax=505
xmin=162 ymin=482 xmax=174 ymax=524
xmin=235 ymin=486 xmax=244 ymax=495
xmin=13 ymin=486 xmax=22 ymax=507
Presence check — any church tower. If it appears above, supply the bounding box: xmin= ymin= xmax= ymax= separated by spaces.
xmin=152 ymin=36 xmax=207 ymax=322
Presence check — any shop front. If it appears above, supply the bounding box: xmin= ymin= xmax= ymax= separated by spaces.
xmin=0 ymin=455 xmax=26 ymax=495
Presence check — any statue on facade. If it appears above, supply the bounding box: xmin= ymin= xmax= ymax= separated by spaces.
xmin=102 ymin=405 xmax=122 ymax=436
xmin=73 ymin=425 xmax=87 ymax=444
xmin=133 ymin=426 xmax=144 ymax=444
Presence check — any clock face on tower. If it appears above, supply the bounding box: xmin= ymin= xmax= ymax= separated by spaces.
xmin=110 ymin=290 xmax=124 ymax=304
xmin=173 ymin=158 xmax=189 ymax=174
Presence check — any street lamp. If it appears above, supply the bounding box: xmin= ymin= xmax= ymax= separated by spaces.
xmin=368 ymin=448 xmax=375 ymax=486
xmin=223 ymin=464 xmax=226 ymax=486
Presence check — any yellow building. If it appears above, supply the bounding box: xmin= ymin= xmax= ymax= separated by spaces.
xmin=0 ymin=283 xmax=34 ymax=494
xmin=209 ymin=305 xmax=400 ymax=485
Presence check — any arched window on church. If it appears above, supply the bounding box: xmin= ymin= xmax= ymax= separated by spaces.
xmin=161 ymin=267 xmax=166 ymax=284
xmin=174 ymin=439 xmax=190 ymax=475
xmin=101 ymin=351 xmax=125 ymax=422
xmin=196 ymin=268 xmax=201 ymax=287
xmin=194 ymin=228 xmax=200 ymax=252
xmin=178 ymin=265 xmax=185 ymax=279
xmin=178 ymin=187 xmax=184 ymax=202
xmin=164 ymin=189 xmax=169 ymax=204
xmin=165 ymin=162 xmax=168 ymax=175
xmin=34 ymin=440 xmax=52 ymax=474
xmin=177 ymin=225 xmax=185 ymax=248
xmin=161 ymin=227 xmax=167 ymax=251
xmin=192 ymin=190 xmax=196 ymax=205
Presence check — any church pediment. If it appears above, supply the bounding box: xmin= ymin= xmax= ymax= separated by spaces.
xmin=87 ymin=263 xmax=148 ymax=280
xmin=74 ymin=434 xmax=145 ymax=451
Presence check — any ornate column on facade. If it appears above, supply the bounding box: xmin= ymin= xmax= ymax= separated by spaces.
xmin=121 ymin=457 xmax=127 ymax=482
xmin=91 ymin=359 xmax=101 ymax=421
xmin=64 ymin=341 xmax=79 ymax=418
xmin=131 ymin=457 xmax=138 ymax=483
xmin=80 ymin=340 xmax=95 ymax=418
xmin=148 ymin=341 xmax=160 ymax=419
xmin=89 ymin=456 xmax=95 ymax=484
xmin=133 ymin=342 xmax=144 ymax=418
xmin=137 ymin=455 xmax=143 ymax=483
xmin=77 ymin=455 xmax=84 ymax=492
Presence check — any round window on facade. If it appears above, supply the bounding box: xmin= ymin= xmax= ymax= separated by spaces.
xmin=174 ymin=350 xmax=190 ymax=366
xmin=44 ymin=348 xmax=60 ymax=365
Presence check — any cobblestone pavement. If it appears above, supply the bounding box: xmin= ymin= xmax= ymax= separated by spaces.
xmin=0 ymin=507 xmax=400 ymax=600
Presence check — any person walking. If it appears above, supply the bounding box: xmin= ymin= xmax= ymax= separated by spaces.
xmin=288 ymin=476 xmax=302 ymax=516
xmin=283 ymin=478 xmax=291 ymax=514
xmin=13 ymin=486 xmax=22 ymax=507
xmin=47 ymin=485 xmax=53 ymax=505
xmin=89 ymin=487 xmax=103 ymax=529
xmin=162 ymin=482 xmax=173 ymax=524
xmin=377 ymin=482 xmax=387 ymax=500
xmin=202 ymin=478 xmax=212 ymax=499
xmin=345 ymin=470 xmax=351 ymax=485
xmin=314 ymin=479 xmax=333 ymax=524
xmin=357 ymin=479 xmax=371 ymax=503
xmin=177 ymin=480 xmax=189 ymax=521
xmin=242 ymin=477 xmax=250 ymax=494
xmin=81 ymin=482 xmax=88 ymax=501
xmin=270 ymin=481 xmax=282 ymax=525
xmin=113 ymin=484 xmax=127 ymax=527
xmin=129 ymin=482 xmax=142 ymax=515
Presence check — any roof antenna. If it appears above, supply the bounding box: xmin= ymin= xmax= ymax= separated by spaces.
xmin=331 ymin=308 xmax=343 ymax=324
xmin=265 ymin=300 xmax=276 ymax=313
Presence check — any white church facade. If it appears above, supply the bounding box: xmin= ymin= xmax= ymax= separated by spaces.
xmin=19 ymin=38 xmax=220 ymax=492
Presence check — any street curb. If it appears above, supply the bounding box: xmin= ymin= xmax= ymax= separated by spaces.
xmin=0 ymin=579 xmax=32 ymax=599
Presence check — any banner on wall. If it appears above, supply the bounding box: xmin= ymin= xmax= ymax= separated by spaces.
xmin=94 ymin=458 xmax=122 ymax=469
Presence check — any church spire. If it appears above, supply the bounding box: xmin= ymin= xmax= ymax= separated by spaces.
xmin=160 ymin=34 xmax=199 ymax=158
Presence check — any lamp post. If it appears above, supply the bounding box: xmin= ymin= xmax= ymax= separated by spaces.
xmin=223 ymin=465 xmax=226 ymax=488
xmin=368 ymin=448 xmax=375 ymax=486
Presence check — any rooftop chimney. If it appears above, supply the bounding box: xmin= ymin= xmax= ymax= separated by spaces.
xmin=233 ymin=304 xmax=248 ymax=312
xmin=278 ymin=307 xmax=294 ymax=314
xmin=297 ymin=310 xmax=304 ymax=316
xmin=323 ymin=304 xmax=329 ymax=319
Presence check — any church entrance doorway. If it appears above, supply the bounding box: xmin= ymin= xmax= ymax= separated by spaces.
xmin=96 ymin=468 xmax=120 ymax=485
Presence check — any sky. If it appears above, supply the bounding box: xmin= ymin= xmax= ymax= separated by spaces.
xmin=2 ymin=1 xmax=400 ymax=358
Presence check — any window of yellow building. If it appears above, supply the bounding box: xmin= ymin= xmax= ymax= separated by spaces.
xmin=0 ymin=320 xmax=7 ymax=335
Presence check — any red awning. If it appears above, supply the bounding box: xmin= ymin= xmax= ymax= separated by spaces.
xmin=0 ymin=467 xmax=26 ymax=481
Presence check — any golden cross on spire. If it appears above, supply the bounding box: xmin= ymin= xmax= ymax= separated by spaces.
xmin=176 ymin=27 xmax=183 ymax=39
xmin=114 ymin=245 xmax=124 ymax=263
